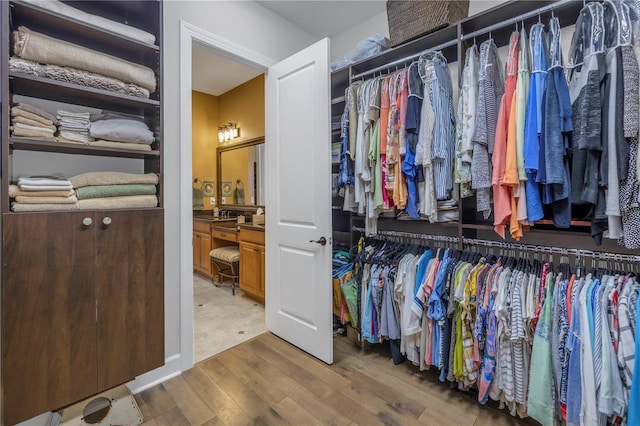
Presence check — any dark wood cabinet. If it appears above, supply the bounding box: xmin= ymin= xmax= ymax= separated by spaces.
xmin=96 ymin=209 xmax=164 ymax=390
xmin=2 ymin=212 xmax=98 ymax=426
xmin=2 ymin=209 xmax=164 ymax=425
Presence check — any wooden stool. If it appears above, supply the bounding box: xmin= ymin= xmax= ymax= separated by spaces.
xmin=209 ymin=246 xmax=240 ymax=295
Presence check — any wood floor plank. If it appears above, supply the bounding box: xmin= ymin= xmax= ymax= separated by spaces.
xmin=152 ymin=405 xmax=191 ymax=426
xmin=332 ymin=362 xmax=425 ymax=420
xmin=228 ymin=343 xmax=351 ymax=426
xmin=244 ymin=337 xmax=339 ymax=399
xmin=258 ymin=333 xmax=351 ymax=389
xmin=182 ymin=367 xmax=254 ymax=426
xmin=140 ymin=418 xmax=158 ymax=426
xmin=339 ymin=376 xmax=422 ymax=425
xmin=334 ymin=343 xmax=481 ymax=417
xmin=323 ymin=391 xmax=388 ymax=426
xmin=272 ymin=396 xmax=324 ymax=426
xmin=334 ymin=339 xmax=482 ymax=425
xmin=199 ymin=357 xmax=286 ymax=425
xmin=201 ymin=416 xmax=225 ymax=426
xmin=137 ymin=385 xmax=178 ymax=419
xmin=162 ymin=374 xmax=217 ymax=426
xmin=215 ymin=348 xmax=286 ymax=406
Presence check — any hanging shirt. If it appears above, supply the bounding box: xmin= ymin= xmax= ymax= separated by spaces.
xmin=428 ymin=52 xmax=455 ymax=201
xmin=403 ymin=63 xmax=423 ymax=218
xmin=455 ymin=45 xmax=479 ymax=197
xmin=523 ymin=23 xmax=547 ymax=222
xmin=492 ymin=32 xmax=519 ymax=239
xmin=568 ymin=2 xmax=605 ymax=207
xmin=543 ymin=17 xmax=573 ymax=229
xmin=528 ymin=269 xmax=556 ymax=426
xmin=472 ymin=39 xmax=504 ymax=218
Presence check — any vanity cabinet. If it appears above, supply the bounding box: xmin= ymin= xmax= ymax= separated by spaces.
xmin=193 ymin=219 xmax=213 ymax=277
xmin=2 ymin=209 xmax=164 ymax=425
xmin=238 ymin=227 xmax=265 ymax=303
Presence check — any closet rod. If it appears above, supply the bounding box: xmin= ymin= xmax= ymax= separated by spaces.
xmin=350 ymin=38 xmax=458 ymax=81
xmin=462 ymin=238 xmax=640 ymax=263
xmin=353 ymin=226 xmax=640 ymax=263
xmin=352 ymin=226 xmax=459 ymax=244
xmin=461 ymin=0 xmax=574 ymax=41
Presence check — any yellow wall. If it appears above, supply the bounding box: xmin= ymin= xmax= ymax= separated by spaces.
xmin=192 ymin=90 xmax=218 ymax=209
xmin=192 ymin=74 xmax=265 ymax=208
xmin=218 ymin=74 xmax=265 ymax=144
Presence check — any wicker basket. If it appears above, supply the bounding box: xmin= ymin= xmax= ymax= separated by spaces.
xmin=386 ymin=0 xmax=469 ymax=46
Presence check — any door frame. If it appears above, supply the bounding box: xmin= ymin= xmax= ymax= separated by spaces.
xmin=176 ymin=21 xmax=275 ymax=371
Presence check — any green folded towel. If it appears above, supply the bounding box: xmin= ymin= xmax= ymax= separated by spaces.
xmin=75 ymin=184 xmax=157 ymax=200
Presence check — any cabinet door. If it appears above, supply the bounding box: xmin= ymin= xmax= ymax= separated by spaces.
xmin=96 ymin=209 xmax=164 ymax=390
xmin=198 ymin=232 xmax=212 ymax=275
xmin=193 ymin=232 xmax=200 ymax=271
xmin=2 ymin=212 xmax=97 ymax=426
xmin=259 ymin=246 xmax=266 ymax=299
xmin=239 ymin=242 xmax=262 ymax=296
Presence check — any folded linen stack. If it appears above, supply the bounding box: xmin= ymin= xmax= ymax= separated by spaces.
xmin=10 ymin=102 xmax=58 ymax=141
xmin=10 ymin=177 xmax=78 ymax=212
xmin=89 ymin=118 xmax=155 ymax=151
xmin=70 ymin=171 xmax=158 ymax=210
xmin=57 ymin=110 xmax=90 ymax=144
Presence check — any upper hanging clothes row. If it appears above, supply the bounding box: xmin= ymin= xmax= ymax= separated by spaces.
xmin=336 ymin=0 xmax=640 ymax=249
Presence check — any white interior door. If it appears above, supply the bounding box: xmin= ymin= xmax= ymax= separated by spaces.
xmin=265 ymin=38 xmax=332 ymax=364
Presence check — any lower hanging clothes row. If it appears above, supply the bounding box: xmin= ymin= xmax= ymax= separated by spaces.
xmin=338 ymin=230 xmax=640 ymax=426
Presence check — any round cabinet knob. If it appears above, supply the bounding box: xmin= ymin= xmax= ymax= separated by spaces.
xmin=102 ymin=217 xmax=112 ymax=226
xmin=82 ymin=217 xmax=93 ymax=226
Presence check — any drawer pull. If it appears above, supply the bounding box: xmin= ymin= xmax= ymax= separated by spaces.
xmin=82 ymin=217 xmax=93 ymax=226
xmin=102 ymin=217 xmax=112 ymax=226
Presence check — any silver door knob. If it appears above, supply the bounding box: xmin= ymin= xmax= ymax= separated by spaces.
xmin=309 ymin=237 xmax=327 ymax=246
xmin=102 ymin=217 xmax=112 ymax=226
xmin=82 ymin=217 xmax=93 ymax=226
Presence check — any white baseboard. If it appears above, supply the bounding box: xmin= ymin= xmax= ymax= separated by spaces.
xmin=126 ymin=354 xmax=182 ymax=394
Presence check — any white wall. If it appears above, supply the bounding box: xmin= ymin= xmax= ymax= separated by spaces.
xmin=129 ymin=0 xmax=318 ymax=390
xmin=468 ymin=0 xmax=508 ymax=17
xmin=330 ymin=11 xmax=389 ymax=63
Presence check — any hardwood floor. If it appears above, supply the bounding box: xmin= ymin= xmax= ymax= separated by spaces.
xmin=135 ymin=333 xmax=534 ymax=426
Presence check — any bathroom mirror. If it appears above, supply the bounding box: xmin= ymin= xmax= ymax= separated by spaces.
xmin=217 ymin=137 xmax=265 ymax=207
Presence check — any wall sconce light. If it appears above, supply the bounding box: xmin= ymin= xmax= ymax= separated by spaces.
xmin=218 ymin=122 xmax=240 ymax=142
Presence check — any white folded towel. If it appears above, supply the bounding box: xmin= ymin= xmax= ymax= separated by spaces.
xmin=18 ymin=176 xmax=72 ymax=187
xmin=19 ymin=184 xmax=74 ymax=191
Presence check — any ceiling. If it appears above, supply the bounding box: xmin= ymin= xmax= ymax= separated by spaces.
xmin=191 ymin=0 xmax=386 ymax=97
xmin=256 ymin=0 xmax=386 ymax=38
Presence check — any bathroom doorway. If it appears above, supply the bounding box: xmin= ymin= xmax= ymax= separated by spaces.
xmin=191 ymin=42 xmax=268 ymax=364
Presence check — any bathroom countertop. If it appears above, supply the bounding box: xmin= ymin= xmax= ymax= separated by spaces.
xmin=237 ymin=223 xmax=265 ymax=231
xmin=193 ymin=216 xmax=236 ymax=223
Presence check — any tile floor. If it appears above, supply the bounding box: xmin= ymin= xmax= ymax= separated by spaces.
xmin=193 ymin=273 xmax=268 ymax=363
